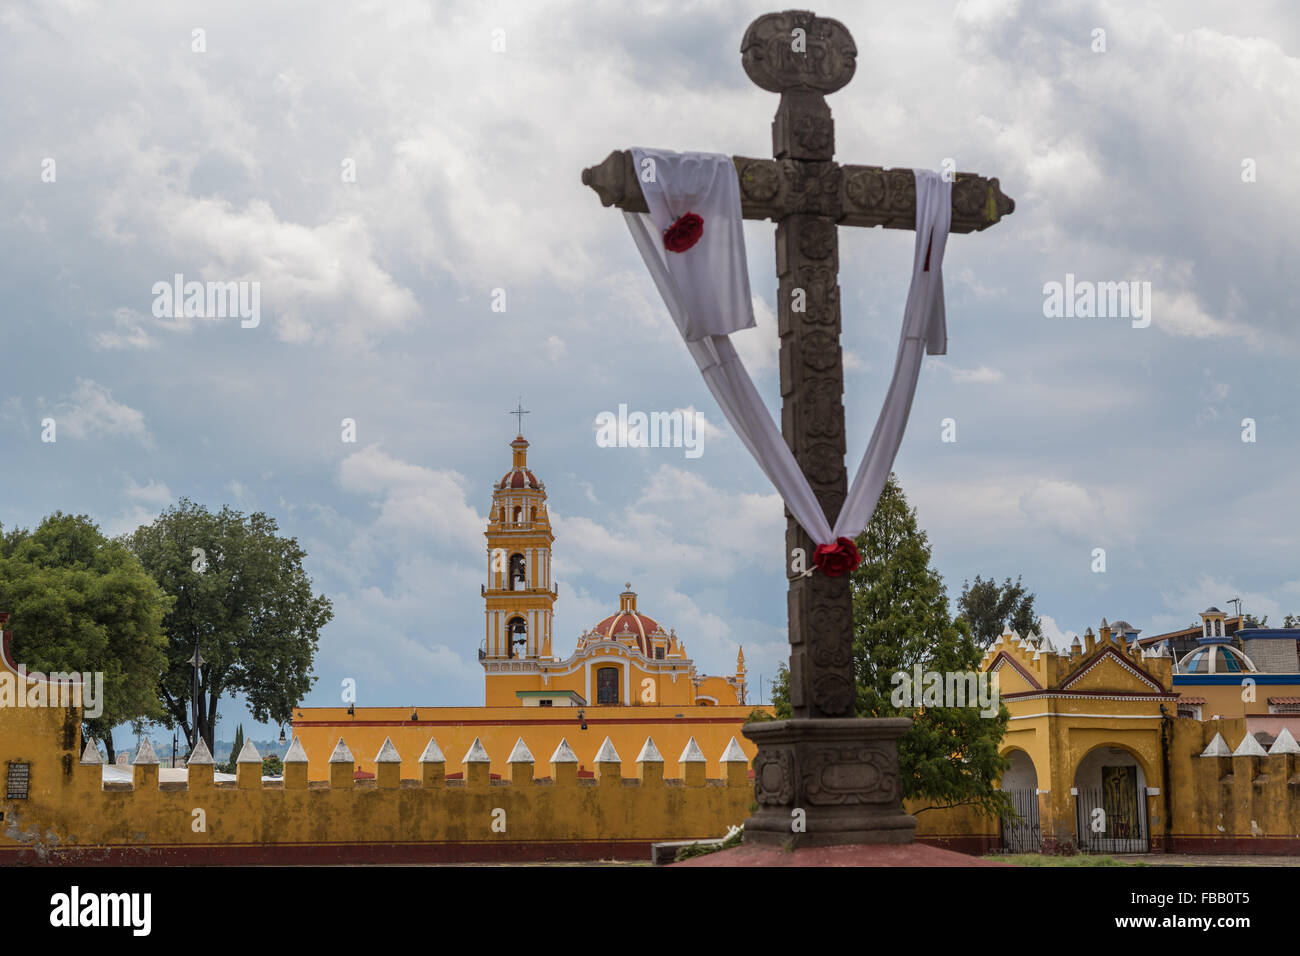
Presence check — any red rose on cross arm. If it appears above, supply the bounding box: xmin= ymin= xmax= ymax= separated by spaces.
xmin=813 ymin=537 xmax=862 ymax=577
xmin=663 ymin=212 xmax=704 ymax=253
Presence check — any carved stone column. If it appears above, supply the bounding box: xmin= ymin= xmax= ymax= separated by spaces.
xmin=739 ymin=9 xmax=915 ymax=848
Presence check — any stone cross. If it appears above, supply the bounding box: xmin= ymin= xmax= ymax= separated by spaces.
xmin=581 ymin=10 xmax=1014 ymax=846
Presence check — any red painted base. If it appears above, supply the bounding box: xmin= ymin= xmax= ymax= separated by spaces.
xmin=671 ymin=841 xmax=1010 ymax=867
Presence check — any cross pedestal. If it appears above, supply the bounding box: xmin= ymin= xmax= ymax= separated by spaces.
xmin=582 ymin=9 xmax=1014 ymax=847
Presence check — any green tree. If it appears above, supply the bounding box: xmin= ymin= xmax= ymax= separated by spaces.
xmin=125 ymin=499 xmax=333 ymax=753
xmin=772 ymin=475 xmax=1011 ymax=818
xmin=956 ymin=575 xmax=1041 ymax=648
xmin=0 ymin=513 xmax=171 ymax=762
xmin=261 ymin=754 xmax=284 ymax=777
xmin=1244 ymin=614 xmax=1269 ymax=628
xmin=223 ymin=723 xmax=246 ymax=774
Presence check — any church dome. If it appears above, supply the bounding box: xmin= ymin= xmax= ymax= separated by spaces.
xmin=500 ymin=467 xmax=541 ymax=489
xmin=591 ymin=585 xmax=663 ymax=656
xmin=498 ymin=435 xmax=542 ymax=489
xmin=1177 ymin=641 xmax=1257 ymax=675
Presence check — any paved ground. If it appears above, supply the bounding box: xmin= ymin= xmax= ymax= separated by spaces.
xmin=1126 ymin=853 xmax=1300 ymax=867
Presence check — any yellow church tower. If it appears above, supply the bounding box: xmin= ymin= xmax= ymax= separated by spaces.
xmin=482 ymin=430 xmax=556 ymax=670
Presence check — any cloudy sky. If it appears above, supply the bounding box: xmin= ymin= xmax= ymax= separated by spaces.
xmin=3 ymin=0 xmax=1298 ymax=748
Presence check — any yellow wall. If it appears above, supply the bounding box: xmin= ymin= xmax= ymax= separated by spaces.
xmin=0 ymin=650 xmax=753 ymax=862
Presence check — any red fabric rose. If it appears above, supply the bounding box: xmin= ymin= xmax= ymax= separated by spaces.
xmin=813 ymin=537 xmax=861 ymax=577
xmin=663 ymin=212 xmax=704 ymax=253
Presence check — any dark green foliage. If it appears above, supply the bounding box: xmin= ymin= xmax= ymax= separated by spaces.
xmin=126 ymin=499 xmax=333 ymax=752
xmin=0 ymin=513 xmax=171 ymax=761
xmin=956 ymin=575 xmax=1041 ymax=648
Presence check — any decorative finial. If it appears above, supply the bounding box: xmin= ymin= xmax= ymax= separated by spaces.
xmin=509 ymin=397 xmax=530 ymax=435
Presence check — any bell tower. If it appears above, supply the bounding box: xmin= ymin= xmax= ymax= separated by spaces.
xmin=482 ymin=430 xmax=556 ymax=664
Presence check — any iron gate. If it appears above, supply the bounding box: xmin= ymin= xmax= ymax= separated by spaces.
xmin=1074 ymin=784 xmax=1148 ymax=853
xmin=998 ymin=788 xmax=1041 ymax=853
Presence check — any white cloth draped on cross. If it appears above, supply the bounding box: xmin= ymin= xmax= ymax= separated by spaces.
xmin=622 ymin=147 xmax=951 ymax=576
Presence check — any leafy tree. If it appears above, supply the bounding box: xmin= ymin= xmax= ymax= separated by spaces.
xmin=1243 ymin=614 xmax=1269 ymax=628
xmin=772 ymin=475 xmax=1011 ymax=818
xmin=125 ymin=499 xmax=333 ymax=753
xmin=261 ymin=755 xmax=284 ymax=777
xmin=1284 ymin=615 xmax=1298 ymax=628
xmin=222 ymin=723 xmax=246 ymax=774
xmin=957 ymin=575 xmax=1041 ymax=648
xmin=0 ymin=513 xmax=171 ymax=762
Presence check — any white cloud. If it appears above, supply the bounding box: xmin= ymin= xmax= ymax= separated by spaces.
xmin=123 ymin=477 xmax=172 ymax=508
xmin=95 ymin=308 xmax=157 ymax=350
xmin=1018 ymin=479 xmax=1106 ymax=541
xmin=338 ymin=445 xmax=483 ymax=551
xmin=1036 ymin=614 xmax=1079 ymax=651
xmin=731 ymin=294 xmax=778 ymax=376
xmin=49 ymin=379 xmax=150 ymax=445
xmin=930 ymin=359 xmax=1005 ymax=384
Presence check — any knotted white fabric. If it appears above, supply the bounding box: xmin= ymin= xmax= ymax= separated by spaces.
xmin=623 ymin=146 xmax=951 ymax=550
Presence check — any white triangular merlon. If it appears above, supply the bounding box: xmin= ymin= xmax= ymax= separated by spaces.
xmin=133 ymin=737 xmax=159 ymax=766
xmin=462 ymin=737 xmax=490 ymax=764
xmin=188 ymin=737 xmax=215 ymax=765
xmin=282 ymin=737 xmax=308 ymax=764
xmin=1008 ymin=630 xmax=1021 ymax=644
xmin=1057 ymin=646 xmax=1070 ymax=658
xmin=720 ymin=736 xmax=747 ymax=763
xmin=550 ymin=738 xmax=578 ymax=763
xmin=1200 ymin=733 xmax=1232 ymax=757
xmin=418 ymin=738 xmax=445 ymax=764
xmin=679 ymin=737 xmax=706 ymax=763
xmin=1032 ymin=650 xmax=1041 ymax=661
xmin=594 ymin=736 xmax=620 ymax=763
xmin=328 ymin=738 xmax=355 ymax=764
xmin=80 ymin=739 xmax=103 ymax=765
xmin=375 ymin=737 xmax=401 ymax=763
xmin=1233 ymin=733 xmax=1268 ymax=756
xmin=507 ymin=737 xmax=535 ymax=764
xmin=1268 ymin=727 xmax=1300 ymax=754
xmin=636 ymin=737 xmax=664 ymax=763
xmin=236 ymin=739 xmax=262 ymax=764
xmin=992 ymin=636 xmax=1004 ymax=647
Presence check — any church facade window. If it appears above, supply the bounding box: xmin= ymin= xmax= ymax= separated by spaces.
xmin=596 ymin=666 xmax=620 ymax=705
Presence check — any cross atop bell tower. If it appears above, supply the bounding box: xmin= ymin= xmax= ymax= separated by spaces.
xmin=509 ymin=398 xmax=530 ymax=436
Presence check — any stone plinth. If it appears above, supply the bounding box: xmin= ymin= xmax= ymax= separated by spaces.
xmin=744 ymin=717 xmax=916 ymax=847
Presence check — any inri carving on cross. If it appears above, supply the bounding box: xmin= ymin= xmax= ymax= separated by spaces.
xmin=582 ymin=11 xmax=1014 ymax=723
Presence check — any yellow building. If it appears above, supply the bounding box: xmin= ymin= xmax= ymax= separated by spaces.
xmin=916 ymin=612 xmax=1300 ymax=855
xmin=292 ymin=431 xmax=764 ymax=779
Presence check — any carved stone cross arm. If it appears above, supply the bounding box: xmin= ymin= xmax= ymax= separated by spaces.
xmin=581 ymin=150 xmax=1014 ymax=234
